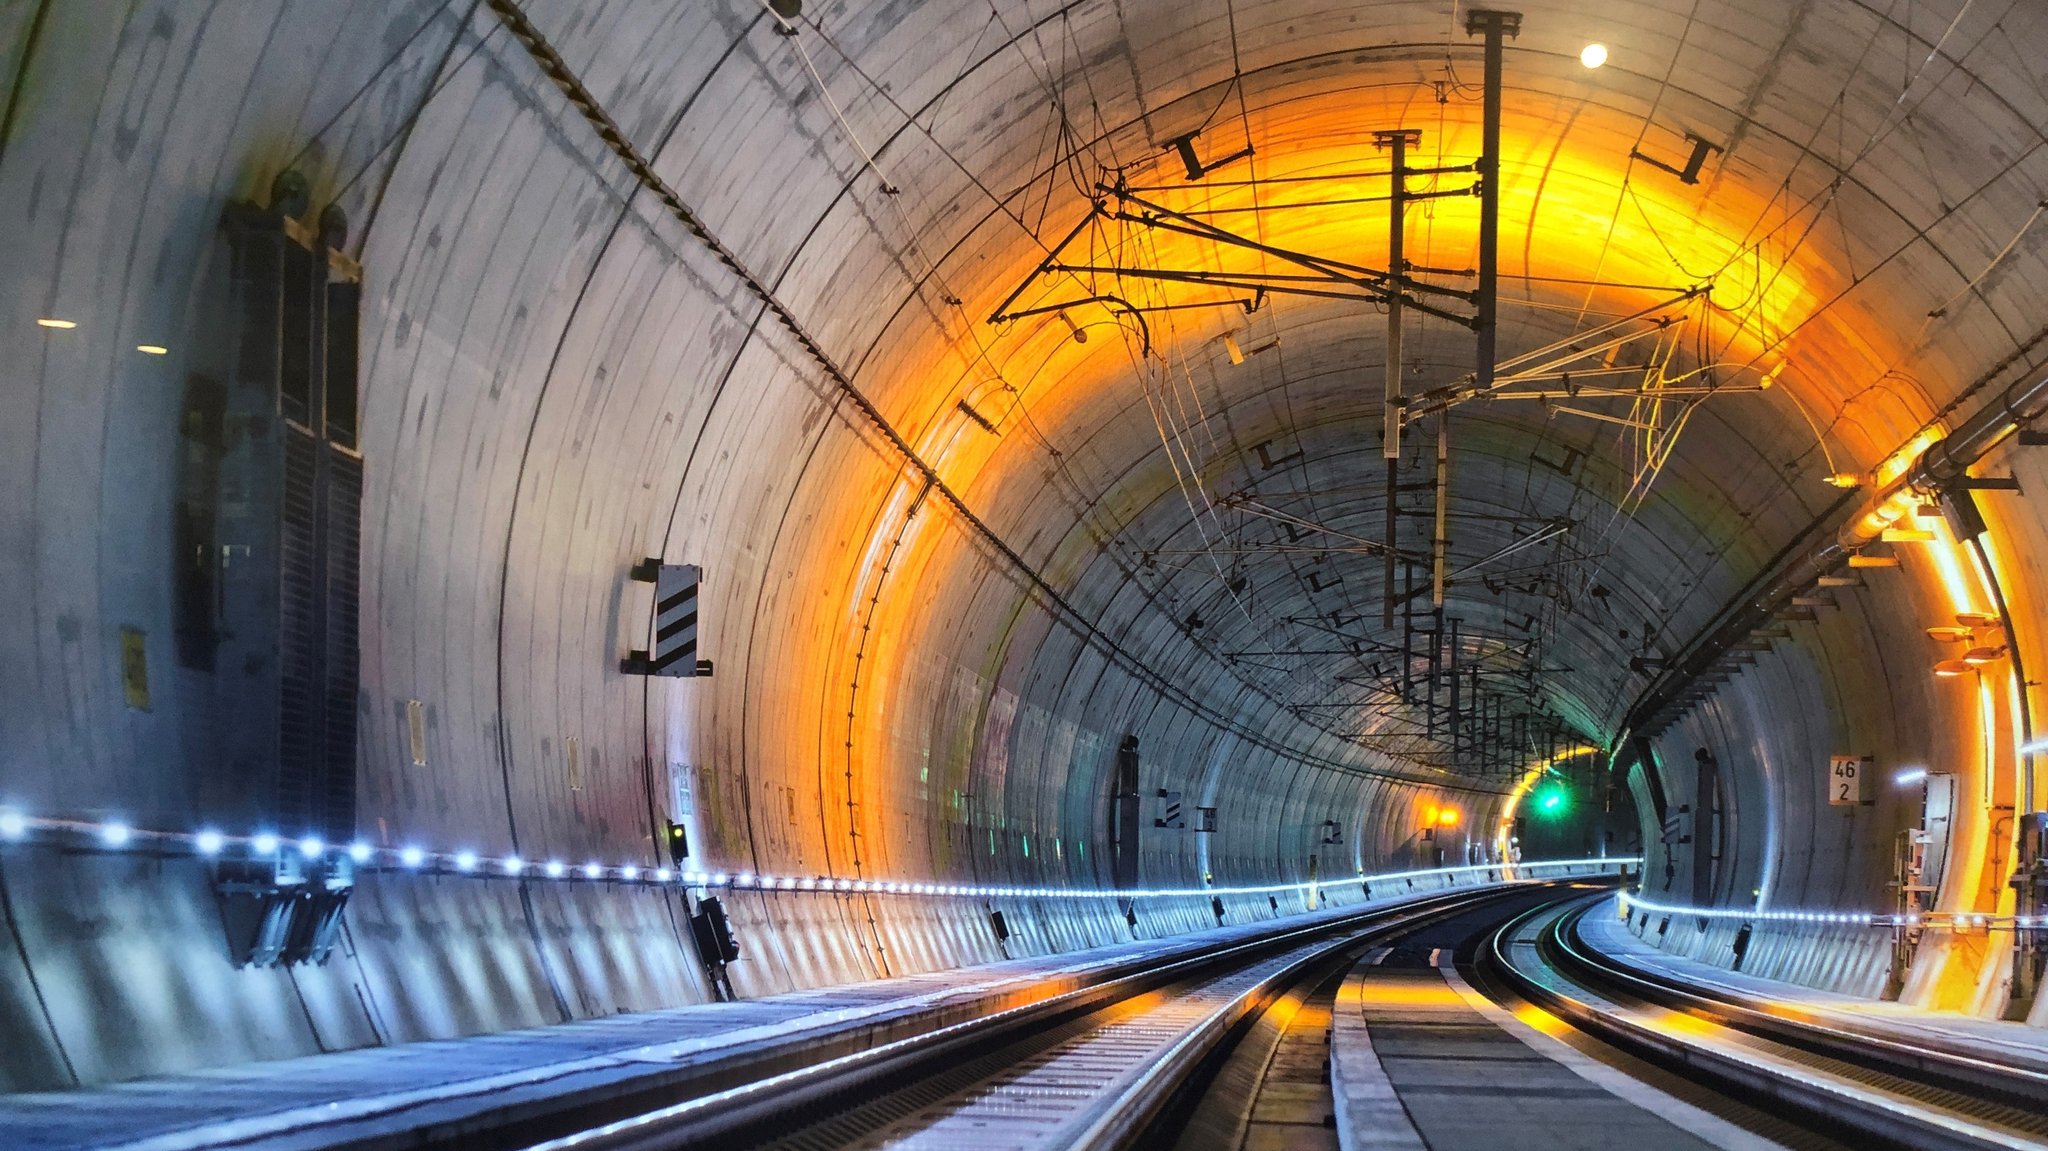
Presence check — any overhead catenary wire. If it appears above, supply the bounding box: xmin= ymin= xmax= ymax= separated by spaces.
xmin=480 ymin=0 xmax=1460 ymax=787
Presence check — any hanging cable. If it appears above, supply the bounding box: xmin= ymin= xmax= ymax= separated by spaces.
xmin=481 ymin=0 xmax=1451 ymax=786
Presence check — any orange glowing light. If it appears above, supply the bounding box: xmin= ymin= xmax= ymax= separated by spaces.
xmin=1436 ymin=807 xmax=1462 ymax=828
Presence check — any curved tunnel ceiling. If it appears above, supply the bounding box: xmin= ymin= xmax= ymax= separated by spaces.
xmin=6 ymin=0 xmax=2048 ymax=1086
xmin=3 ymin=0 xmax=2040 ymax=828
xmin=611 ymin=0 xmax=2044 ymax=787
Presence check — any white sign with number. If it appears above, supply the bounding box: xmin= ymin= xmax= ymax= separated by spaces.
xmin=1828 ymin=755 xmax=1875 ymax=806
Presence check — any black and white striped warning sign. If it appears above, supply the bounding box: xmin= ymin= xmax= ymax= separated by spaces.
xmin=624 ymin=562 xmax=707 ymax=678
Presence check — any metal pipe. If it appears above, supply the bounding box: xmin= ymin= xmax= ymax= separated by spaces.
xmin=1402 ymin=561 xmax=1416 ymax=701
xmin=1377 ymin=130 xmax=1419 ymax=461
xmin=1464 ymin=10 xmax=1519 ymax=391
xmin=1383 ymin=456 xmax=1398 ymax=629
xmin=1450 ymin=618 xmax=1463 ymax=752
xmin=1433 ymin=415 xmax=1450 ymax=606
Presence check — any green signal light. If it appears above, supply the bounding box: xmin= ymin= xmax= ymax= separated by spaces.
xmin=1534 ymin=784 xmax=1569 ymax=816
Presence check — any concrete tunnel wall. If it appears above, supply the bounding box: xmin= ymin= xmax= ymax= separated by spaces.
xmin=1631 ymin=436 xmax=2048 ymax=1022
xmin=0 ymin=1 xmax=1519 ymax=1091
xmin=6 ymin=0 xmax=2048 ymax=1091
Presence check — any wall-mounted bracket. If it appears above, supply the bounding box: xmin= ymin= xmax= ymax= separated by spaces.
xmin=1164 ymin=129 xmax=1253 ymax=181
xmin=215 ymin=854 xmax=354 ymax=968
xmin=1630 ymin=131 xmax=1723 ymax=185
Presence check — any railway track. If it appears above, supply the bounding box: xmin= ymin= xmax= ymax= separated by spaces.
xmin=498 ymin=881 xmax=2048 ymax=1151
xmin=1484 ymin=896 xmax=2048 ymax=1151
xmin=514 ymin=882 xmax=1575 ymax=1151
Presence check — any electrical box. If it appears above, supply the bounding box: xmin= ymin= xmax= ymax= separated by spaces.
xmin=199 ymin=173 xmax=362 ymax=967
xmin=691 ymin=896 xmax=741 ymax=965
xmin=212 ymin=176 xmax=364 ymax=850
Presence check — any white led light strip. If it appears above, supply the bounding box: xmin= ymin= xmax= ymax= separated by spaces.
xmin=0 ymin=808 xmax=1629 ymax=899
xmin=1620 ymin=890 xmax=2045 ymax=931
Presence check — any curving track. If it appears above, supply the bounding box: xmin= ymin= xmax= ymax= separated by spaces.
xmin=512 ymin=883 xmax=1570 ymax=1151
xmin=1485 ymin=896 xmax=2048 ymax=1151
xmin=483 ymin=883 xmax=2048 ymax=1151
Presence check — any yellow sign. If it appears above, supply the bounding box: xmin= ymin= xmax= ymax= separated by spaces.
xmin=120 ymin=628 xmax=150 ymax=711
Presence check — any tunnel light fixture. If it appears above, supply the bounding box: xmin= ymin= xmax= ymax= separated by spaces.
xmin=1955 ymin=611 xmax=2001 ymax=628
xmin=1823 ymin=473 xmax=1862 ymax=489
xmin=36 ymin=318 xmax=77 ymax=329
xmin=1933 ymin=659 xmax=1972 ymax=677
xmin=1926 ymin=626 xmax=1973 ymax=642
xmin=1881 ymin=526 xmax=1935 ymax=543
xmin=1847 ymin=554 xmax=1900 ymax=568
xmin=0 ymin=812 xmax=1638 ymax=905
xmin=136 ymin=344 xmax=168 ymax=356
xmin=1962 ymin=645 xmax=2007 ymax=666
xmin=1894 ymin=767 xmax=1929 ymax=787
xmin=1222 ymin=333 xmax=1245 ymax=365
xmin=1579 ymin=43 xmax=1608 ymax=68
xmin=1817 ymin=574 xmax=1862 ymax=587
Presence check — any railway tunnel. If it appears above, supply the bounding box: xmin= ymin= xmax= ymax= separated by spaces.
xmin=4 ymin=0 xmax=2048 ymax=1147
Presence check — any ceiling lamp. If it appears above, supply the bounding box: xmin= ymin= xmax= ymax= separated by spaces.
xmin=1933 ymin=659 xmax=1971 ymax=678
xmin=36 ymin=318 xmax=76 ymax=329
xmin=1925 ymin=626 xmax=1973 ymax=642
xmin=1962 ymin=645 xmax=2007 ymax=666
xmin=1955 ymin=612 xmax=2001 ymax=628
xmin=1579 ymin=43 xmax=1608 ymax=68
xmin=1848 ymin=554 xmax=1900 ymax=568
xmin=1881 ymin=526 xmax=1935 ymax=543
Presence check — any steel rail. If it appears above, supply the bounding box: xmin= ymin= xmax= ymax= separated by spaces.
xmin=515 ymin=883 xmax=1562 ymax=1151
xmin=1486 ymin=897 xmax=2048 ymax=1151
xmin=1557 ymin=907 xmax=2048 ymax=1107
